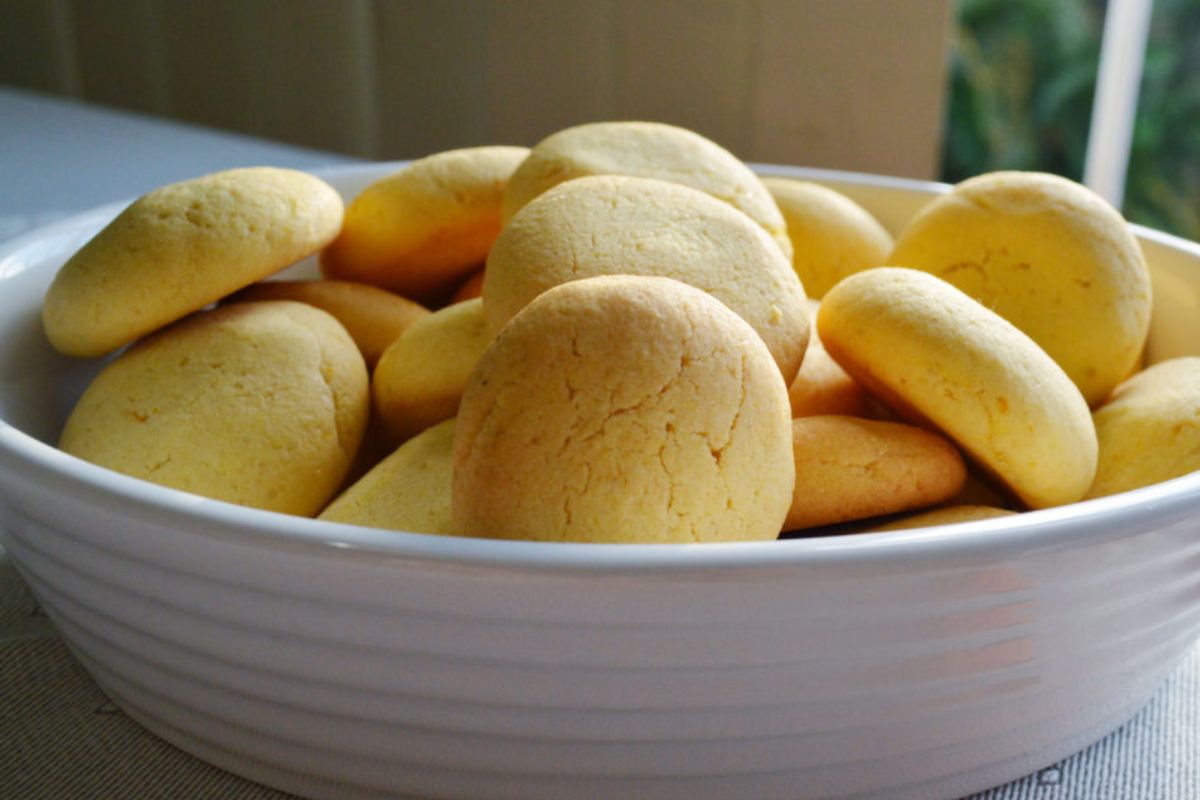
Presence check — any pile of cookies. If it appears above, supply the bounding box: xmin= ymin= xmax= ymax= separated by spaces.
xmin=43 ymin=121 xmax=1200 ymax=544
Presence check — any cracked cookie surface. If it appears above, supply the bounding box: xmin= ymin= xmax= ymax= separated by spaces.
xmin=452 ymin=275 xmax=794 ymax=543
xmin=59 ymin=301 xmax=368 ymax=516
xmin=889 ymin=171 xmax=1151 ymax=406
xmin=484 ymin=175 xmax=809 ymax=383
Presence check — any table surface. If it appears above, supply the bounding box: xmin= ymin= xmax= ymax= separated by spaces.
xmin=1 ymin=85 xmax=1197 ymax=800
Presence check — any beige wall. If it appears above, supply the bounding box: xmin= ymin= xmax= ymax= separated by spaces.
xmin=0 ymin=0 xmax=952 ymax=178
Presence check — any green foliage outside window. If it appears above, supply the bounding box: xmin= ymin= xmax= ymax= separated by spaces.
xmin=943 ymin=0 xmax=1200 ymax=240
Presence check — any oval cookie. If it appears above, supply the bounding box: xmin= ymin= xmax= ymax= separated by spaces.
xmin=762 ymin=177 xmax=893 ymax=298
xmin=784 ymin=415 xmax=966 ymax=531
xmin=321 ymin=146 xmax=529 ymax=303
xmin=43 ymin=167 xmax=343 ymax=357
xmin=453 ymin=275 xmax=794 ymax=543
xmin=818 ymin=267 xmax=1097 ymax=509
xmin=502 ymin=120 xmax=791 ymax=259
xmin=373 ymin=298 xmax=492 ymax=443
xmin=227 ymin=279 xmax=429 ymax=366
xmin=484 ymin=175 xmax=809 ymax=382
xmin=1086 ymin=357 xmax=1200 ymax=498
xmin=889 ymin=171 xmax=1152 ymax=406
xmin=320 ymin=418 xmax=456 ymax=535
xmin=59 ymin=301 xmax=369 ymax=516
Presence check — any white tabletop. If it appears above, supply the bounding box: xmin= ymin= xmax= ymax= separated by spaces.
xmin=0 ymin=86 xmax=1197 ymax=800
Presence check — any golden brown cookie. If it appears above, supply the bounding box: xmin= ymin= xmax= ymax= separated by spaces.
xmin=320 ymin=419 xmax=456 ymax=535
xmin=762 ymin=177 xmax=893 ymax=298
xmin=788 ymin=300 xmax=869 ymax=417
xmin=818 ymin=267 xmax=1097 ymax=509
xmin=783 ymin=415 xmax=966 ymax=531
xmin=227 ymin=279 xmax=429 ymax=366
xmin=373 ymin=298 xmax=492 ymax=443
xmin=321 ymin=146 xmax=529 ymax=303
xmin=484 ymin=175 xmax=809 ymax=382
xmin=43 ymin=167 xmax=343 ymax=358
xmin=59 ymin=301 xmax=369 ymax=516
xmin=867 ymin=505 xmax=1018 ymax=531
xmin=1086 ymin=357 xmax=1200 ymax=498
xmin=889 ymin=171 xmax=1152 ymax=406
xmin=502 ymin=120 xmax=792 ymax=259
xmin=453 ymin=275 xmax=794 ymax=543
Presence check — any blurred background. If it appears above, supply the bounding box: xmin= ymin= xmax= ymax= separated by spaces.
xmin=1 ymin=0 xmax=1197 ymax=240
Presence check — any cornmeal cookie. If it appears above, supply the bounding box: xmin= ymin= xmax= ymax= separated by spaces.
xmin=321 ymin=146 xmax=529 ymax=303
xmin=762 ymin=177 xmax=892 ymax=298
xmin=43 ymin=167 xmax=343 ymax=358
xmin=784 ymin=415 xmax=965 ymax=531
xmin=59 ymin=301 xmax=369 ymax=516
xmin=484 ymin=175 xmax=809 ymax=382
xmin=453 ymin=275 xmax=794 ymax=544
xmin=227 ymin=279 xmax=429 ymax=366
xmin=1086 ymin=357 xmax=1200 ymax=498
xmin=320 ymin=419 xmax=456 ymax=535
xmin=818 ymin=267 xmax=1097 ymax=509
xmin=788 ymin=300 xmax=869 ymax=418
xmin=889 ymin=171 xmax=1152 ymax=406
xmin=867 ymin=505 xmax=1017 ymax=532
xmin=373 ymin=298 xmax=492 ymax=442
xmin=502 ymin=121 xmax=792 ymax=259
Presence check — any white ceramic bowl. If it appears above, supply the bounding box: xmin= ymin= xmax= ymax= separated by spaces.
xmin=1 ymin=163 xmax=1199 ymax=800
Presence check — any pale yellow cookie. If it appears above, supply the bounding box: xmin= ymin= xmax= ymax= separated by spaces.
xmin=502 ymin=121 xmax=792 ymax=259
xmin=867 ymin=505 xmax=1018 ymax=531
xmin=788 ymin=300 xmax=869 ymax=417
xmin=43 ymin=167 xmax=343 ymax=358
xmin=1086 ymin=357 xmax=1200 ymax=498
xmin=762 ymin=177 xmax=893 ymax=298
xmin=321 ymin=146 xmax=529 ymax=303
xmin=484 ymin=175 xmax=809 ymax=382
xmin=227 ymin=279 xmax=429 ymax=367
xmin=889 ymin=171 xmax=1152 ymax=406
xmin=59 ymin=301 xmax=369 ymax=516
xmin=818 ymin=267 xmax=1097 ymax=509
xmin=784 ymin=415 xmax=966 ymax=531
xmin=453 ymin=275 xmax=794 ymax=544
xmin=320 ymin=419 xmax=456 ymax=535
xmin=373 ymin=298 xmax=492 ymax=443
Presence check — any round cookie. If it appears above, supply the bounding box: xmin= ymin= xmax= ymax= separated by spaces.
xmin=484 ymin=175 xmax=809 ymax=382
xmin=373 ymin=298 xmax=492 ymax=443
xmin=43 ymin=167 xmax=343 ymax=358
xmin=321 ymin=146 xmax=529 ymax=303
xmin=889 ymin=171 xmax=1152 ymax=406
xmin=867 ymin=505 xmax=1017 ymax=532
xmin=227 ymin=279 xmax=429 ymax=366
xmin=818 ymin=267 xmax=1097 ymax=509
xmin=453 ymin=275 xmax=794 ymax=544
xmin=788 ymin=300 xmax=869 ymax=418
xmin=59 ymin=301 xmax=369 ymax=516
xmin=320 ymin=418 xmax=456 ymax=535
xmin=784 ymin=415 xmax=966 ymax=531
xmin=502 ymin=121 xmax=792 ymax=259
xmin=762 ymin=177 xmax=893 ymax=298
xmin=1086 ymin=357 xmax=1200 ymax=498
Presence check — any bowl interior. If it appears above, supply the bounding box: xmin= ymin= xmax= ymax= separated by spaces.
xmin=1 ymin=163 xmax=1198 ymax=552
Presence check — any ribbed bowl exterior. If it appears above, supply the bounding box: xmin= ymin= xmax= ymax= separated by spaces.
xmin=2 ymin=164 xmax=1200 ymax=800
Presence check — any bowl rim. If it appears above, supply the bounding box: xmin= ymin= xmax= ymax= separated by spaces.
xmin=1 ymin=161 xmax=1198 ymax=574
